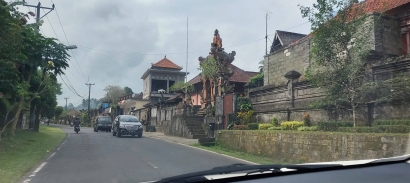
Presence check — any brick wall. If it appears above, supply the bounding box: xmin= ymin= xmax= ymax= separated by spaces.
xmin=216 ymin=130 xmax=409 ymax=163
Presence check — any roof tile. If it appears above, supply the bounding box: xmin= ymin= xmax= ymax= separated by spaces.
xmin=152 ymin=56 xmax=182 ymax=69
xmin=188 ymin=64 xmax=259 ymax=84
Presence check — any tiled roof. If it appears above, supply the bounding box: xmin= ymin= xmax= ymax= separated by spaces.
xmin=362 ymin=0 xmax=410 ymax=14
xmin=151 ymin=56 xmax=182 ymax=69
xmin=188 ymin=64 xmax=259 ymax=85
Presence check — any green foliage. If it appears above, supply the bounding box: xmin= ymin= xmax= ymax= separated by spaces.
xmin=169 ymin=82 xmax=195 ymax=93
xmin=338 ymin=125 xmax=410 ymax=133
xmin=268 ymin=126 xmax=282 ymax=130
xmin=299 ymin=0 xmax=390 ymax=127
xmin=237 ymin=110 xmax=254 ymax=125
xmin=247 ymin=123 xmax=259 ymax=130
xmin=298 ymin=126 xmax=318 ymax=131
xmin=272 ymin=118 xmax=279 ymax=127
xmin=232 ymin=125 xmax=248 ymax=130
xmin=123 ymin=86 xmax=133 ymax=95
xmin=249 ymin=73 xmax=264 ymax=88
xmin=373 ymin=120 xmax=410 ymax=126
xmin=258 ymin=123 xmax=273 ymax=130
xmin=237 ymin=97 xmax=252 ymax=112
xmin=54 ymin=106 xmax=63 ymax=119
xmin=198 ymin=57 xmax=219 ymax=80
xmin=317 ymin=121 xmax=353 ymax=131
xmin=280 ymin=121 xmax=305 ymax=131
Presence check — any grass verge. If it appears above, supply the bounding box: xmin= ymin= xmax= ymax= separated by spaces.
xmin=0 ymin=125 xmax=65 ymax=183
xmin=191 ymin=143 xmax=293 ymax=165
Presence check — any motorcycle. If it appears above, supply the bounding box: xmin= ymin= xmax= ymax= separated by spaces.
xmin=74 ymin=126 xmax=80 ymax=133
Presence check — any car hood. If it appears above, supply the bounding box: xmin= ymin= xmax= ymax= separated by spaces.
xmin=120 ymin=122 xmax=142 ymax=126
xmin=203 ymin=154 xmax=410 ymax=180
xmin=143 ymin=154 xmax=410 ymax=182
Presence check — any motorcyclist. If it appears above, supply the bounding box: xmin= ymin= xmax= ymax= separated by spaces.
xmin=73 ymin=117 xmax=81 ymax=128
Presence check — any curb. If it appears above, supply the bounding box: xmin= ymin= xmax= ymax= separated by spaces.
xmin=146 ymin=136 xmax=259 ymax=165
xmin=18 ymin=125 xmax=69 ymax=183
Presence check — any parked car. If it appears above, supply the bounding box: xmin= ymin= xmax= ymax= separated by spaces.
xmin=94 ymin=116 xmax=112 ymax=132
xmin=112 ymin=115 xmax=143 ymax=138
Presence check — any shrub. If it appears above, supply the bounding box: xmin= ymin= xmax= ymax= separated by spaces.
xmin=248 ymin=123 xmax=259 ymax=130
xmin=268 ymin=126 xmax=282 ymax=130
xmin=297 ymin=126 xmax=318 ymax=131
xmin=232 ymin=125 xmax=248 ymax=130
xmin=373 ymin=120 xmax=410 ymax=126
xmin=337 ymin=125 xmax=410 ymax=133
xmin=280 ymin=121 xmax=304 ymax=130
xmin=317 ymin=121 xmax=353 ymax=131
xmin=258 ymin=123 xmax=273 ymax=130
xmin=272 ymin=118 xmax=279 ymax=127
xmin=302 ymin=113 xmax=312 ymax=126
xmin=237 ymin=110 xmax=254 ymax=125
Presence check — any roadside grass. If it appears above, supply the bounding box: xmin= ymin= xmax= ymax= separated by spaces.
xmin=0 ymin=126 xmax=65 ymax=183
xmin=191 ymin=143 xmax=297 ymax=165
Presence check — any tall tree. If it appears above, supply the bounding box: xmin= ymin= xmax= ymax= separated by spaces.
xmin=103 ymin=85 xmax=126 ymax=104
xmin=124 ymin=86 xmax=133 ymax=95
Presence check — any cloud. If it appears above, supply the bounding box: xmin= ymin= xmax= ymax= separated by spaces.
xmin=20 ymin=0 xmax=317 ymax=106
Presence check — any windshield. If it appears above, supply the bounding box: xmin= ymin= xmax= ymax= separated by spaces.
xmin=2 ymin=0 xmax=410 ymax=183
xmin=119 ymin=116 xmax=140 ymax=122
xmin=98 ymin=117 xmax=111 ymax=123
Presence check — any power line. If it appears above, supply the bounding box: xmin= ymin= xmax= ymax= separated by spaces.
xmin=50 ymin=0 xmax=88 ymax=80
xmin=75 ymin=21 xmax=309 ymax=56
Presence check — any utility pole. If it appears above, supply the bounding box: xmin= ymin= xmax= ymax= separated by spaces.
xmin=85 ymin=82 xmax=95 ymax=124
xmin=185 ymin=17 xmax=189 ymax=83
xmin=64 ymin=97 xmax=69 ymax=111
xmin=23 ymin=0 xmax=55 ymax=31
xmin=265 ymin=13 xmax=268 ymax=55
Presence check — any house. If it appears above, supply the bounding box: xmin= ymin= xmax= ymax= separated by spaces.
xmin=117 ymin=92 xmax=150 ymax=115
xmin=253 ymin=0 xmax=410 ymax=124
xmin=188 ymin=64 xmax=259 ymax=106
xmin=141 ymin=56 xmax=189 ymax=103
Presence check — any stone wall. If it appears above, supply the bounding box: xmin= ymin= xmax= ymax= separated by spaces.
xmin=264 ymin=36 xmax=311 ymax=86
xmin=216 ymin=130 xmax=410 ymax=163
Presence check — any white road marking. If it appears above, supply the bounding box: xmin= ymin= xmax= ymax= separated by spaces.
xmin=148 ymin=136 xmax=259 ymax=165
xmin=28 ymin=162 xmax=47 ymax=178
xmin=62 ymin=140 xmax=67 ymax=145
xmin=47 ymin=152 xmax=56 ymax=160
xmin=147 ymin=161 xmax=158 ymax=169
xmin=57 ymin=147 xmax=61 ymax=151
xmin=22 ymin=178 xmax=31 ymax=183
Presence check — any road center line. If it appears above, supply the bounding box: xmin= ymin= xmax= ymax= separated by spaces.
xmin=147 ymin=161 xmax=158 ymax=169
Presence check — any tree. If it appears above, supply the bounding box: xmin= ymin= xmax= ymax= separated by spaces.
xmin=124 ymin=86 xmax=133 ymax=95
xmin=54 ymin=106 xmax=63 ymax=119
xmin=103 ymin=85 xmax=126 ymax=104
xmin=299 ymin=0 xmax=400 ymax=127
xmin=67 ymin=103 xmax=74 ymax=109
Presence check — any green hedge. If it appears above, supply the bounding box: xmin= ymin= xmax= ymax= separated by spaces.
xmin=298 ymin=126 xmax=318 ymax=131
xmin=281 ymin=121 xmax=304 ymax=131
xmin=338 ymin=125 xmax=410 ymax=133
xmin=259 ymin=123 xmax=274 ymax=130
xmin=268 ymin=126 xmax=282 ymax=130
xmin=233 ymin=125 xmax=248 ymax=130
xmin=373 ymin=120 xmax=410 ymax=126
xmin=248 ymin=123 xmax=259 ymax=130
xmin=317 ymin=122 xmax=353 ymax=131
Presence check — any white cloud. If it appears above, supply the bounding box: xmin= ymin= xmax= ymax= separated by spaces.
xmin=17 ymin=0 xmax=317 ymax=106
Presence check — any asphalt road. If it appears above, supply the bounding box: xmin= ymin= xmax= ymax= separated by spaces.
xmin=23 ymin=125 xmax=249 ymax=183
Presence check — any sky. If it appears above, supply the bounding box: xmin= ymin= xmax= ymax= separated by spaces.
xmin=16 ymin=0 xmax=316 ymax=106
